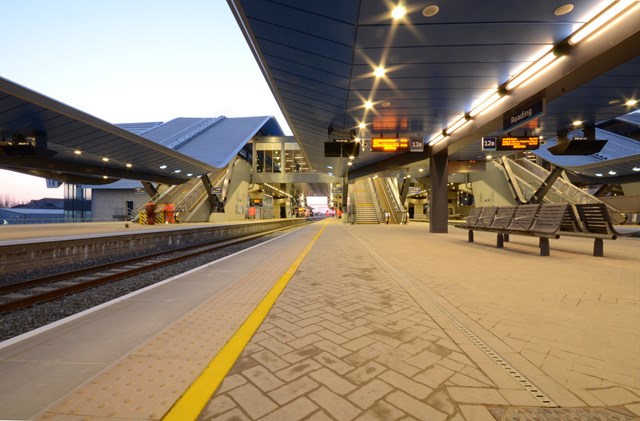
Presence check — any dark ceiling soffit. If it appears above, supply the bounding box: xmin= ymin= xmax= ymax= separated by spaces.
xmin=0 ymin=156 xmax=191 ymax=185
xmin=434 ymin=21 xmax=640 ymax=160
xmin=0 ymin=76 xmax=215 ymax=173
xmin=227 ymin=0 xmax=320 ymax=167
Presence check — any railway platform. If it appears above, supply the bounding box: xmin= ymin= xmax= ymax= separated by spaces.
xmin=1 ymin=219 xmax=639 ymax=420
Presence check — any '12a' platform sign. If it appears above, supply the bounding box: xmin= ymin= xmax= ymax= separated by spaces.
xmin=482 ymin=137 xmax=497 ymax=151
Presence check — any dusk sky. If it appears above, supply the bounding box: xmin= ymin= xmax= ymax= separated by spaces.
xmin=0 ymin=0 xmax=290 ymax=203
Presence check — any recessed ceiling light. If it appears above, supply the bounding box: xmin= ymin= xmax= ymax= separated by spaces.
xmin=347 ymin=162 xmax=353 ymax=166
xmin=595 ymin=173 xmax=603 ymax=177
xmin=102 ymin=175 xmax=108 ymax=179
xmin=327 ymin=165 xmax=332 ymax=169
xmin=554 ymin=4 xmax=574 ymax=16
xmin=422 ymin=5 xmax=440 ymax=17
xmin=609 ymin=99 xmax=622 ymax=105
xmin=625 ymin=99 xmax=638 ymax=106
xmin=572 ymin=120 xmax=583 ymax=126
xmin=102 ymin=157 xmax=109 ymax=162
xmin=74 ymin=150 xmax=82 ymax=155
xmin=174 ymin=169 xmax=182 ymax=173
xmin=633 ymin=167 xmax=640 ymax=172
xmin=608 ymin=170 xmax=617 ymax=175
xmin=364 ymin=100 xmax=374 ymax=109
xmin=126 ymin=163 xmax=132 ymax=168
xmin=160 ymin=164 xmax=167 ymax=169
xmin=358 ymin=123 xmax=366 ymax=129
xmin=381 ymin=101 xmax=392 ymax=107
xmin=391 ymin=5 xmax=406 ymax=20
xmin=374 ymin=66 xmax=386 ymax=77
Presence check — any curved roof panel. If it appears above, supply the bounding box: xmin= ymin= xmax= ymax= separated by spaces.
xmin=0 ymin=76 xmax=215 ymax=184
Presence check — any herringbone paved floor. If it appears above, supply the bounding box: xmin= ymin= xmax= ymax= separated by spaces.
xmin=199 ymin=220 xmax=640 ymax=420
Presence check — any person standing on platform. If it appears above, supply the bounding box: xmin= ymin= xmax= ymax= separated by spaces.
xmin=145 ymin=201 xmax=156 ymax=225
xmin=384 ymin=211 xmax=390 ymax=224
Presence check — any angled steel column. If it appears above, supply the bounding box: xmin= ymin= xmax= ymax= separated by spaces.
xmin=199 ymin=174 xmax=220 ymax=210
xmin=528 ymin=166 xmax=564 ymax=204
xmin=141 ymin=181 xmax=158 ymax=198
xmin=429 ymin=149 xmax=449 ymax=233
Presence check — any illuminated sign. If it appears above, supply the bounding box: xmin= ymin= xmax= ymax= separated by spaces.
xmin=371 ymin=137 xmax=409 ymax=152
xmin=497 ymin=136 xmax=540 ymax=151
xmin=482 ymin=137 xmax=497 ymax=151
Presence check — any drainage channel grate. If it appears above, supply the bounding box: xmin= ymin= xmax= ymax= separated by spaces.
xmin=409 ymin=280 xmax=558 ymax=407
xmin=356 ymin=236 xmax=559 ymax=408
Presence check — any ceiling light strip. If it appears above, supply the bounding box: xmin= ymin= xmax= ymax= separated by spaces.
xmin=569 ymin=0 xmax=638 ymax=45
xmin=429 ymin=0 xmax=639 ymax=150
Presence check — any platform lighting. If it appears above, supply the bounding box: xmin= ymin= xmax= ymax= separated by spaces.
xmin=625 ymin=99 xmax=638 ymax=106
xmin=374 ymin=66 xmax=386 ymax=78
xmin=174 ymin=169 xmax=182 ymax=173
xmin=446 ymin=115 xmax=470 ymax=135
xmin=126 ymin=163 xmax=132 ymax=168
xmin=347 ymin=162 xmax=353 ymax=166
xmin=632 ymin=167 xmax=640 ymax=172
xmin=391 ymin=5 xmax=406 ymax=20
xmin=568 ymin=0 xmax=638 ymax=46
xmin=102 ymin=157 xmax=109 ymax=162
xmin=428 ymin=132 xmax=446 ymax=147
xmin=608 ymin=170 xmax=617 ymax=175
xmin=595 ymin=173 xmax=603 ymax=176
xmin=505 ymin=50 xmax=558 ymax=91
xmin=468 ymin=91 xmax=506 ymax=118
xmin=187 ymin=173 xmax=193 ymax=176
xmin=74 ymin=150 xmax=82 ymax=155
xmin=358 ymin=122 xmax=366 ymax=129
xmin=160 ymin=164 xmax=167 ymax=169
xmin=572 ymin=120 xmax=583 ymax=126
xmin=102 ymin=175 xmax=108 ymax=179
xmin=349 ymin=155 xmax=355 ymax=160
xmin=364 ymin=100 xmax=374 ymax=109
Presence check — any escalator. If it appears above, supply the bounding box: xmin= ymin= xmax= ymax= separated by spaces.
xmin=498 ymin=156 xmax=626 ymax=223
xmin=133 ymin=166 xmax=228 ymax=223
xmin=372 ymin=177 xmax=405 ymax=224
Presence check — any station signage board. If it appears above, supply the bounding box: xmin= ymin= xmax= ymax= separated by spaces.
xmin=497 ymin=136 xmax=540 ymax=151
xmin=503 ymin=97 xmax=546 ymax=131
xmin=371 ymin=137 xmax=409 ymax=152
xmin=482 ymin=137 xmax=497 ymax=151
xmin=409 ymin=138 xmax=424 ymax=152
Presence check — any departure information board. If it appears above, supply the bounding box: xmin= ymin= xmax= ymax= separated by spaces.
xmin=371 ymin=137 xmax=409 ymax=152
xmin=497 ymin=136 xmax=540 ymax=151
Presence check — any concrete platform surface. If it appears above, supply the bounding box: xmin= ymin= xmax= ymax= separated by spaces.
xmin=1 ymin=219 xmax=639 ymax=420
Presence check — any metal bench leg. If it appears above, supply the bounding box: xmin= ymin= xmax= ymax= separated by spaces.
xmin=496 ymin=233 xmax=504 ymax=248
xmin=468 ymin=230 xmax=474 ymax=242
xmin=593 ymin=239 xmax=604 ymax=257
xmin=539 ymin=237 xmax=550 ymax=256
xmin=503 ymin=233 xmax=510 ymax=242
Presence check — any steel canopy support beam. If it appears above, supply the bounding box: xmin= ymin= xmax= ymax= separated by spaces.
xmin=528 ymin=166 xmax=564 ymax=204
xmin=429 ymin=149 xmax=449 ymax=233
xmin=199 ymin=174 xmax=220 ymax=210
xmin=141 ymin=181 xmax=158 ymax=198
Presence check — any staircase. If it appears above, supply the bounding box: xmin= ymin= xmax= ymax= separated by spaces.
xmin=352 ymin=179 xmax=380 ymax=224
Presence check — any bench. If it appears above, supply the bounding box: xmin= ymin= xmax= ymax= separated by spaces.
xmin=455 ymin=203 xmax=637 ymax=256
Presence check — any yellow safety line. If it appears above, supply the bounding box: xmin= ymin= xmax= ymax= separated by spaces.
xmin=162 ymin=219 xmax=329 ymax=421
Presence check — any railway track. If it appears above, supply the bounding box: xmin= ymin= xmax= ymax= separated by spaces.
xmin=0 ymin=224 xmax=301 ymax=313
